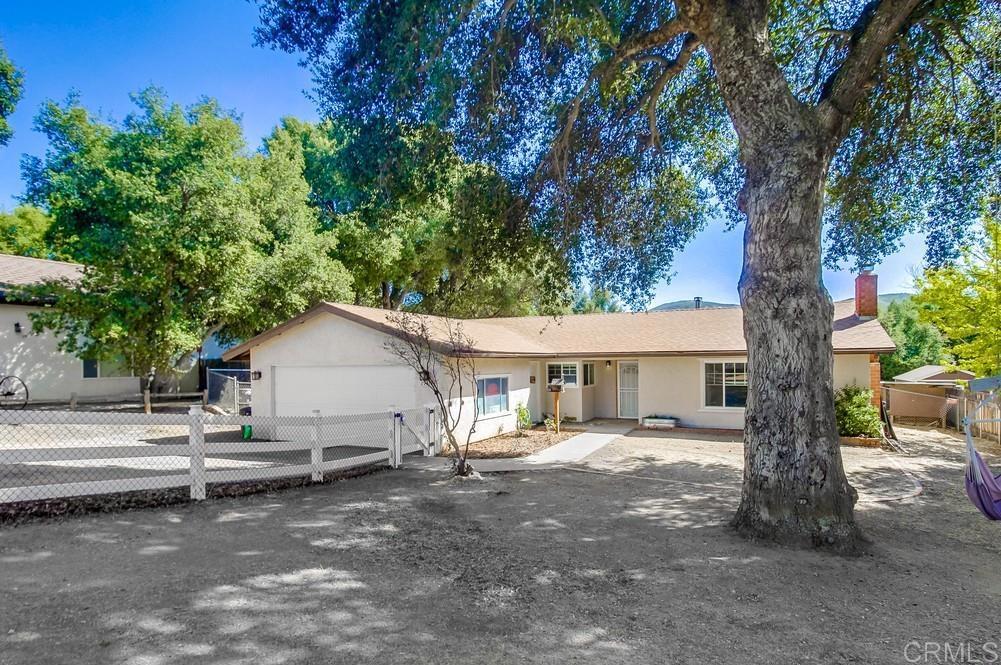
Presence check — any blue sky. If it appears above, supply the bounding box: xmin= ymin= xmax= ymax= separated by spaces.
xmin=0 ymin=0 xmax=926 ymax=305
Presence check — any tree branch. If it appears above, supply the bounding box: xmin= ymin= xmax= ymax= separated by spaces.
xmin=640 ymin=33 xmax=701 ymax=150
xmin=818 ymin=0 xmax=924 ymax=141
xmin=543 ymin=18 xmax=691 ymax=185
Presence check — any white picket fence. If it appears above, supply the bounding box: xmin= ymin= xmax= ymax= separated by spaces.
xmin=0 ymin=406 xmax=441 ymax=505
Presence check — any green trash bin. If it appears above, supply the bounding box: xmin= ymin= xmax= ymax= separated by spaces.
xmin=241 ymin=424 xmax=252 ymax=440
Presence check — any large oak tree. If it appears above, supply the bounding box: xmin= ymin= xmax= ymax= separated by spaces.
xmin=255 ymin=0 xmax=999 ymax=549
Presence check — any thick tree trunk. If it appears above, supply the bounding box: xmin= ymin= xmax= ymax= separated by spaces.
xmin=733 ymin=146 xmax=861 ymax=551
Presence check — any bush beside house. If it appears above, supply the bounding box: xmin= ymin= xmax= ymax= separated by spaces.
xmin=834 ymin=385 xmax=883 ymax=445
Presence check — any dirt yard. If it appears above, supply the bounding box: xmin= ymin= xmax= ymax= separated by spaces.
xmin=462 ymin=427 xmax=582 ymax=459
xmin=0 ymin=426 xmax=998 ymax=664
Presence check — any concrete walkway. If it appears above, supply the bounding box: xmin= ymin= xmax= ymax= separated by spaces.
xmin=405 ymin=422 xmax=634 ymax=473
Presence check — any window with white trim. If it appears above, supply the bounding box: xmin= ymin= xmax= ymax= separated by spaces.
xmin=547 ymin=362 xmax=578 ymax=387
xmin=583 ymin=362 xmax=595 ymax=386
xmin=476 ymin=376 xmax=509 ymax=415
xmin=704 ymin=362 xmax=748 ymax=408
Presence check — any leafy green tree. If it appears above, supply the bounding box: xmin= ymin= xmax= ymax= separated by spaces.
xmin=572 ymin=287 xmax=624 ymax=314
xmin=223 ymin=124 xmax=353 ymax=341
xmin=23 ymin=89 xmax=352 ymax=384
xmin=914 ymin=206 xmax=1001 ymax=377
xmin=0 ymin=40 xmax=23 ymax=146
xmin=255 ymin=0 xmax=998 ymax=548
xmin=284 ymin=118 xmax=569 ymax=316
xmin=878 ymin=299 xmax=945 ymax=379
xmin=0 ymin=205 xmax=54 ymax=258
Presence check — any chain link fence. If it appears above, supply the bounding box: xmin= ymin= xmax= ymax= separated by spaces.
xmin=206 ymin=369 xmax=251 ymax=415
xmin=0 ymin=405 xmax=442 ymax=510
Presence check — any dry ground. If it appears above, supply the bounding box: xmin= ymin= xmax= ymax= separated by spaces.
xmin=462 ymin=427 xmax=582 ymax=459
xmin=0 ymin=426 xmax=998 ymax=665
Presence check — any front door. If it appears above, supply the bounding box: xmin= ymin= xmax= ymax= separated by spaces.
xmin=617 ymin=361 xmax=639 ymax=419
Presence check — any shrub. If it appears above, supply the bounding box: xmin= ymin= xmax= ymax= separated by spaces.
xmin=834 ymin=385 xmax=882 ymax=438
xmin=515 ymin=403 xmax=532 ymax=431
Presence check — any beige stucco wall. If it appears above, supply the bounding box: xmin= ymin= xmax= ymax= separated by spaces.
xmin=637 ymin=353 xmax=875 ymax=430
xmin=0 ymin=303 xmax=140 ymax=401
xmin=249 ymin=312 xmax=415 ymax=418
xmin=248 ymin=313 xmax=531 ymax=443
xmin=246 ymin=312 xmax=877 ymax=439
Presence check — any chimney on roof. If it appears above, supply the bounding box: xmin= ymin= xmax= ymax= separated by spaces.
xmin=855 ymin=268 xmax=878 ymax=320
xmin=694 ymin=296 xmax=702 ymax=310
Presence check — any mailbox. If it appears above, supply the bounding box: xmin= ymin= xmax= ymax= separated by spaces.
xmin=547 ymin=378 xmax=565 ymax=393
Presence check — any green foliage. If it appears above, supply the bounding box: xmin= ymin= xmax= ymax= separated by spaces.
xmin=22 ymin=88 xmax=352 ymax=378
xmin=572 ymin=286 xmax=623 ymax=314
xmin=254 ymin=0 xmax=997 ymax=299
xmin=285 ymin=118 xmax=570 ymax=316
xmin=913 ymin=205 xmax=1001 ymax=376
xmin=0 ymin=40 xmax=23 ymax=146
xmin=515 ymin=402 xmax=532 ymax=432
xmin=833 ymin=386 xmax=882 ymax=439
xmin=878 ymin=299 xmax=945 ymax=380
xmin=0 ymin=206 xmax=55 ymax=258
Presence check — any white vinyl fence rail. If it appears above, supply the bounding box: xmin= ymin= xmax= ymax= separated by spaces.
xmin=0 ymin=406 xmax=441 ymax=505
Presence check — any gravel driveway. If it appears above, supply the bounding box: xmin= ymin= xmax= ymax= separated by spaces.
xmin=0 ymin=426 xmax=997 ymax=664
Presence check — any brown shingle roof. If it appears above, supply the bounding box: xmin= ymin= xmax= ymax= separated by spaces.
xmin=0 ymin=253 xmax=83 ymax=287
xmin=223 ymin=299 xmax=895 ymax=361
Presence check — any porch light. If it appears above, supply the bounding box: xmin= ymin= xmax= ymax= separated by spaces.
xmin=605 ymin=360 xmax=611 ymax=368
xmin=251 ymin=370 xmax=262 ymax=380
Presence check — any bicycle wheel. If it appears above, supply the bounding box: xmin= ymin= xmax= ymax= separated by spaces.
xmin=0 ymin=375 xmax=29 ymax=410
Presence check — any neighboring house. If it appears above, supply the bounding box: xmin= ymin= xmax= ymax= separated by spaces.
xmin=0 ymin=253 xmax=140 ymax=402
xmin=892 ymin=365 xmax=976 ymax=383
xmin=882 ymin=364 xmax=976 ymax=427
xmin=224 ymin=273 xmax=895 ymax=442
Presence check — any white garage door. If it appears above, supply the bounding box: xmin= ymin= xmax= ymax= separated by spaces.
xmin=273 ymin=365 xmax=419 ymax=417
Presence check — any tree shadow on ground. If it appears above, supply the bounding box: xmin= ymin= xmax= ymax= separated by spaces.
xmin=1 ymin=428 xmax=999 ymax=664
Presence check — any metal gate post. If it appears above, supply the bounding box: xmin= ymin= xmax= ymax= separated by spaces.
xmin=310 ymin=409 xmax=323 ymax=482
xmin=423 ymin=404 xmax=434 ymax=457
xmin=387 ymin=409 xmax=399 ymax=468
xmin=188 ymin=406 xmax=206 ymax=500
xmin=394 ymin=412 xmax=403 ymax=467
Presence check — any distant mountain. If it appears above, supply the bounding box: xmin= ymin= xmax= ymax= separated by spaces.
xmin=653 ymin=292 xmax=912 ymax=313
xmin=649 ymin=299 xmax=738 ymax=312
xmin=834 ymin=292 xmax=912 ymax=308
xmin=878 ymin=292 xmax=912 ymax=308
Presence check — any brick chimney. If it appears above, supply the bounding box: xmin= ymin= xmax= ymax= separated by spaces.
xmin=854 ymin=268 xmax=878 ymax=320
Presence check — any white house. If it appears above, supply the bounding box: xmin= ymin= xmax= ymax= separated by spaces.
xmin=0 ymin=253 xmax=140 ymax=402
xmin=224 ymin=273 xmax=894 ymax=443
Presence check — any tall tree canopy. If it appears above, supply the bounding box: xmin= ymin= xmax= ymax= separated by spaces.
xmin=255 ymin=0 xmax=998 ymax=549
xmin=878 ymin=298 xmax=945 ymax=380
xmin=572 ymin=286 xmax=624 ymax=314
xmin=0 ymin=205 xmax=54 ymax=258
xmin=914 ymin=208 xmax=1001 ymax=377
xmin=0 ymin=40 xmax=23 ymax=147
xmin=282 ymin=117 xmax=569 ymax=316
xmin=23 ymin=88 xmax=352 ymax=381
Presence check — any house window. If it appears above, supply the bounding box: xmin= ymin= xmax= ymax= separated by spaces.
xmin=547 ymin=362 xmax=578 ymax=387
xmin=476 ymin=376 xmax=509 ymax=415
xmin=82 ymin=358 xmax=134 ymax=379
xmin=704 ymin=362 xmax=748 ymax=408
xmin=583 ymin=362 xmax=595 ymax=386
